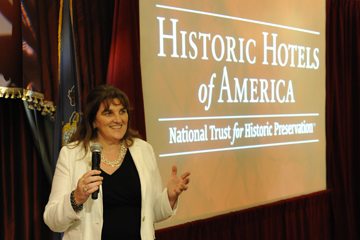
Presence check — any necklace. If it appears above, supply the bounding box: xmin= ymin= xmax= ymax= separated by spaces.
xmin=101 ymin=142 xmax=127 ymax=167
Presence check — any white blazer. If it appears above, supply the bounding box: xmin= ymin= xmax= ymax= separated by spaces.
xmin=44 ymin=138 xmax=175 ymax=240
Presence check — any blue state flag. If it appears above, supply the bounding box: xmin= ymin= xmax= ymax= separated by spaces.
xmin=53 ymin=0 xmax=81 ymax=171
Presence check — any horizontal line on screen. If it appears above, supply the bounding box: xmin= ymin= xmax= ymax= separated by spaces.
xmin=159 ymin=139 xmax=319 ymax=157
xmin=158 ymin=113 xmax=320 ymax=122
xmin=155 ymin=4 xmax=320 ymax=35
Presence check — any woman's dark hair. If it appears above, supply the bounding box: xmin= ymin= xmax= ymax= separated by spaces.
xmin=69 ymin=84 xmax=140 ymax=152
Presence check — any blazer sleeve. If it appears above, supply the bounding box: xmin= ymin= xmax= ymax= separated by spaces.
xmin=146 ymin=143 xmax=177 ymax=222
xmin=43 ymin=146 xmax=82 ymax=232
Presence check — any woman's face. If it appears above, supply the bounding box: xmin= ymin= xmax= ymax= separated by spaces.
xmin=93 ymin=98 xmax=128 ymax=144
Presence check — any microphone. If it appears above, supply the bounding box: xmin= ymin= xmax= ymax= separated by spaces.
xmin=90 ymin=143 xmax=102 ymax=200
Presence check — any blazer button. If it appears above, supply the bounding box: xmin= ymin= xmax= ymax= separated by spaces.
xmin=142 ymin=216 xmax=145 ymax=222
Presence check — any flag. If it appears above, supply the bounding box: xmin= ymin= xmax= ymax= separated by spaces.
xmin=53 ymin=0 xmax=80 ymax=171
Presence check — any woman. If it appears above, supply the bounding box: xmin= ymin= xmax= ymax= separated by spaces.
xmin=43 ymin=84 xmax=190 ymax=240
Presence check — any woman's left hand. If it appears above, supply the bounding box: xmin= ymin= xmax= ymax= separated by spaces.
xmin=167 ymin=165 xmax=190 ymax=209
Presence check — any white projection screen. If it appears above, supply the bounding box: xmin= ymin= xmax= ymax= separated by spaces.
xmin=139 ymin=0 xmax=326 ymax=229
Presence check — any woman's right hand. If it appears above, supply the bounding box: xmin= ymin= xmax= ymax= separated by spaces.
xmin=73 ymin=170 xmax=103 ymax=205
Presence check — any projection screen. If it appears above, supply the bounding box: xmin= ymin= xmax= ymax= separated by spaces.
xmin=139 ymin=0 xmax=326 ymax=229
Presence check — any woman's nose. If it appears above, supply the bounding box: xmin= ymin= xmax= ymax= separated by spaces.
xmin=113 ymin=113 xmax=123 ymax=122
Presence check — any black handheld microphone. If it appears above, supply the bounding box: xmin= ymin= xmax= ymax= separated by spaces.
xmin=90 ymin=143 xmax=102 ymax=200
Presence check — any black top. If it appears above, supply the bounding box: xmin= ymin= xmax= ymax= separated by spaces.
xmin=100 ymin=150 xmax=142 ymax=240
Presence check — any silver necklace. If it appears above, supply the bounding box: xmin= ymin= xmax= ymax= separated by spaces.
xmin=101 ymin=142 xmax=127 ymax=167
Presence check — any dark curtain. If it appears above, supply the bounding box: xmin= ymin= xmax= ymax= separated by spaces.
xmin=106 ymin=0 xmax=146 ymax=138
xmin=156 ymin=191 xmax=330 ymax=240
xmin=0 ymin=99 xmax=52 ymax=240
xmin=326 ymin=0 xmax=360 ymax=239
xmin=71 ymin=0 xmax=114 ymax=104
xmin=20 ymin=0 xmax=59 ymax=100
xmin=1 ymin=0 xmax=58 ymax=239
xmin=35 ymin=0 xmax=59 ymax=101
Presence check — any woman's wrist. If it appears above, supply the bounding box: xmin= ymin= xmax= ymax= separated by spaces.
xmin=70 ymin=190 xmax=83 ymax=212
xmin=167 ymin=189 xmax=178 ymax=209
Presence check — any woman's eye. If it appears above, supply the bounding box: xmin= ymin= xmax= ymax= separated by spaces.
xmin=103 ymin=111 xmax=112 ymax=116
